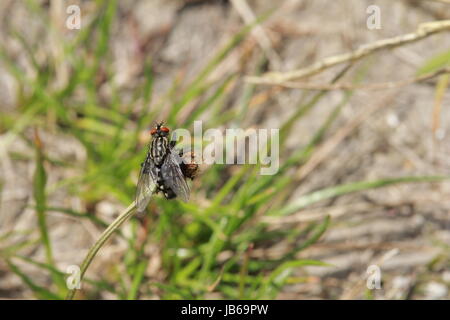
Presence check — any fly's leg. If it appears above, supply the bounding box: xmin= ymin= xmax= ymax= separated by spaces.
xmin=169 ymin=132 xmax=184 ymax=158
xmin=163 ymin=187 xmax=177 ymax=199
xmin=169 ymin=132 xmax=177 ymax=149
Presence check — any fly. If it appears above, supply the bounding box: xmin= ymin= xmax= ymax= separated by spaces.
xmin=135 ymin=122 xmax=197 ymax=213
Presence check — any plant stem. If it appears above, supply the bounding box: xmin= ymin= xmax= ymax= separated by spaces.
xmin=65 ymin=201 xmax=137 ymax=300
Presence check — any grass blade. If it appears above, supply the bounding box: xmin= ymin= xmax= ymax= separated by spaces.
xmin=33 ymin=130 xmax=66 ymax=293
xmin=66 ymin=201 xmax=137 ymax=300
xmin=6 ymin=259 xmax=61 ymax=300
xmin=273 ymin=176 xmax=449 ymax=216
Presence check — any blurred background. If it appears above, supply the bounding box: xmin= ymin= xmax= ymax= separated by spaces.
xmin=0 ymin=0 xmax=449 ymax=300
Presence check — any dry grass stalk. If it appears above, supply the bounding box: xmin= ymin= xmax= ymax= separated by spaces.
xmin=246 ymin=20 xmax=450 ymax=85
xmin=257 ymin=67 xmax=450 ymax=91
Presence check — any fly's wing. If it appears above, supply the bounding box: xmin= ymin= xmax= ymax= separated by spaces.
xmin=135 ymin=158 xmax=158 ymax=213
xmin=161 ymin=150 xmax=190 ymax=202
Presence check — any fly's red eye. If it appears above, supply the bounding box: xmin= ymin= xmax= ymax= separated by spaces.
xmin=150 ymin=128 xmax=157 ymax=135
xmin=161 ymin=127 xmax=170 ymax=133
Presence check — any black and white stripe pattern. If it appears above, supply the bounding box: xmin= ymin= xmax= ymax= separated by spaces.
xmin=149 ymin=135 xmax=169 ymax=166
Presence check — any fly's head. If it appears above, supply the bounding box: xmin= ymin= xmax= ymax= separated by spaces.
xmin=150 ymin=121 xmax=170 ymax=138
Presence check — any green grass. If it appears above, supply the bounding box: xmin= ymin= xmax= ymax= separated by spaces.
xmin=0 ymin=1 xmax=448 ymax=300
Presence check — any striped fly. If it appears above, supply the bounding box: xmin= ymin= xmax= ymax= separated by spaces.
xmin=135 ymin=122 xmax=196 ymax=213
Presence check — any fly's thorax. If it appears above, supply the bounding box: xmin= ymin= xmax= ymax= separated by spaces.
xmin=150 ymin=135 xmax=169 ymax=166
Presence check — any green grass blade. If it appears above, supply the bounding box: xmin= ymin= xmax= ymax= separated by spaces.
xmin=417 ymin=49 xmax=450 ymax=75
xmin=127 ymin=260 xmax=148 ymax=300
xmin=66 ymin=201 xmax=137 ymax=300
xmin=33 ymin=131 xmax=66 ymax=293
xmin=6 ymin=259 xmax=62 ymax=300
xmin=167 ymin=9 xmax=275 ymax=124
xmin=258 ymin=259 xmax=330 ymax=299
xmin=273 ymin=176 xmax=449 ymax=216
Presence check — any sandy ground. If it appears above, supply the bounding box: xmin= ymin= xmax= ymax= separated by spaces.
xmin=0 ymin=0 xmax=449 ymax=299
